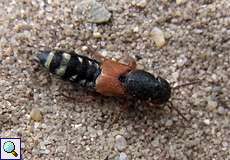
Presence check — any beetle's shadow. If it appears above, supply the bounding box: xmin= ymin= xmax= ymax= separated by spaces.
xmin=121 ymin=101 xmax=167 ymax=123
xmin=96 ymin=96 xmax=170 ymax=127
xmin=57 ymin=83 xmax=175 ymax=129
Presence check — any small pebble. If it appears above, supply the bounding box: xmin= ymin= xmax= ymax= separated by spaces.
xmin=40 ymin=149 xmax=50 ymax=154
xmin=97 ymin=130 xmax=103 ymax=136
xmin=165 ymin=119 xmax=173 ymax=127
xmin=217 ymin=107 xmax=226 ymax=114
xmin=93 ymin=32 xmax=102 ymax=38
xmin=151 ymin=137 xmax=160 ymax=147
xmin=30 ymin=108 xmax=43 ymax=122
xmin=203 ymin=119 xmax=210 ymax=125
xmin=176 ymin=0 xmax=186 ymax=5
xmin=151 ymin=27 xmax=166 ymax=48
xmin=207 ymin=99 xmax=218 ymax=111
xmin=132 ymin=26 xmax=139 ymax=33
xmin=115 ymin=152 xmax=129 ymax=160
xmin=222 ymin=141 xmax=228 ymax=147
xmin=211 ymin=86 xmax=222 ymax=93
xmin=89 ymin=2 xmax=111 ymax=23
xmin=75 ymin=0 xmax=111 ymax=24
xmin=115 ymin=135 xmax=127 ymax=151
xmin=211 ymin=74 xmax=218 ymax=81
xmin=194 ymin=29 xmax=203 ymax=34
xmin=192 ymin=123 xmax=198 ymax=129
xmin=81 ymin=46 xmax=88 ymax=51
xmin=132 ymin=0 xmax=147 ymax=8
xmin=177 ymin=55 xmax=188 ymax=67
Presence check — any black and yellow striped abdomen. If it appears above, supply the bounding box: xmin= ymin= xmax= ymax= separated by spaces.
xmin=37 ymin=50 xmax=101 ymax=89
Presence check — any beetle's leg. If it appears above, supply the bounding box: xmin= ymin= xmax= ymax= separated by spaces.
xmin=167 ymin=101 xmax=190 ymax=123
xmin=58 ymin=91 xmax=96 ymax=103
xmin=116 ymin=54 xmax=137 ymax=69
xmin=120 ymin=98 xmax=132 ymax=111
xmin=86 ymin=46 xmax=107 ymax=62
xmin=126 ymin=56 xmax=136 ymax=69
xmin=110 ymin=98 xmax=131 ymax=126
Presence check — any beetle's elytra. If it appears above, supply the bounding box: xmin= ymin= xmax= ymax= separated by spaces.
xmin=36 ymin=50 xmax=171 ymax=104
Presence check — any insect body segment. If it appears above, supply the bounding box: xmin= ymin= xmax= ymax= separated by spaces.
xmin=55 ymin=53 xmax=71 ymax=76
xmin=95 ymin=59 xmax=132 ymax=97
xmin=36 ymin=50 xmax=171 ymax=104
xmin=121 ymin=70 xmax=171 ymax=104
xmin=37 ymin=50 xmax=101 ymax=89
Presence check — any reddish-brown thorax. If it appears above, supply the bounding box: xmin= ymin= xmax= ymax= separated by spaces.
xmin=96 ymin=59 xmax=132 ymax=97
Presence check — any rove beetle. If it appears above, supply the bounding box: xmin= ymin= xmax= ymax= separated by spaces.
xmin=35 ymin=47 xmax=193 ymax=121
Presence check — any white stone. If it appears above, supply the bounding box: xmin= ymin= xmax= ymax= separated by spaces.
xmin=93 ymin=32 xmax=102 ymax=38
xmin=203 ymin=119 xmax=210 ymax=125
xmin=133 ymin=0 xmax=147 ymax=8
xmin=115 ymin=135 xmax=127 ymax=151
xmin=176 ymin=0 xmax=186 ymax=5
xmin=151 ymin=27 xmax=166 ymax=48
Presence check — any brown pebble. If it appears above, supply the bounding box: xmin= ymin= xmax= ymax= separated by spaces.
xmin=30 ymin=108 xmax=43 ymax=122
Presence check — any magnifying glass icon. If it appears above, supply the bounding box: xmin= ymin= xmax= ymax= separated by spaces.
xmin=3 ymin=141 xmax=18 ymax=157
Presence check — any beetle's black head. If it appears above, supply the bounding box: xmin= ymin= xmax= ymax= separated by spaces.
xmin=35 ymin=51 xmax=50 ymax=66
xmin=121 ymin=70 xmax=171 ymax=104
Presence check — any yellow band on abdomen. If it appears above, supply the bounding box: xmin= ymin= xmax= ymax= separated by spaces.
xmin=55 ymin=53 xmax=71 ymax=76
xmin=44 ymin=52 xmax=54 ymax=69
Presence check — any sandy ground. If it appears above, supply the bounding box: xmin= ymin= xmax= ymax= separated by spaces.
xmin=0 ymin=0 xmax=230 ymax=160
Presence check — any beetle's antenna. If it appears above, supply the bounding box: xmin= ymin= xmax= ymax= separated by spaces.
xmin=167 ymin=80 xmax=200 ymax=123
xmin=167 ymin=101 xmax=189 ymax=123
xmin=172 ymin=80 xmax=201 ymax=90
